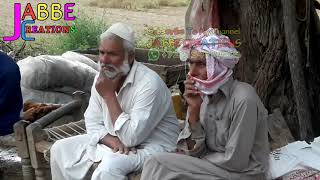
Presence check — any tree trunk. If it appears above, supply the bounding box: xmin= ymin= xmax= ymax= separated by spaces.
xmin=218 ymin=0 xmax=320 ymax=139
xmin=281 ymin=0 xmax=313 ymax=142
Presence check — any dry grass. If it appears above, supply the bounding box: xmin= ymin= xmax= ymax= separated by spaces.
xmin=89 ymin=0 xmax=189 ymax=10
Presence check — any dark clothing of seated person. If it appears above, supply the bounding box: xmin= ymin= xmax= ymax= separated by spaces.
xmin=0 ymin=52 xmax=23 ymax=136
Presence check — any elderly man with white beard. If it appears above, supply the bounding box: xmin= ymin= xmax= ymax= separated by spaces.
xmin=50 ymin=22 xmax=180 ymax=180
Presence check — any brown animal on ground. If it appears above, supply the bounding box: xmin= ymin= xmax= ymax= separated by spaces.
xmin=23 ymin=102 xmax=62 ymax=122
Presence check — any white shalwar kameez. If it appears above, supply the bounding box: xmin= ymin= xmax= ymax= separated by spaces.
xmin=50 ymin=61 xmax=180 ymax=180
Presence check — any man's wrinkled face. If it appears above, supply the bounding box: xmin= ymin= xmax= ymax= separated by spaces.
xmin=187 ymin=49 xmax=207 ymax=80
xmin=99 ymin=38 xmax=126 ymax=67
xmin=99 ymin=38 xmax=130 ymax=78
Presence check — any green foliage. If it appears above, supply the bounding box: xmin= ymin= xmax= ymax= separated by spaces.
xmin=45 ymin=14 xmax=108 ymax=55
xmin=0 ymin=39 xmax=48 ymax=60
xmin=1 ymin=17 xmax=186 ymax=59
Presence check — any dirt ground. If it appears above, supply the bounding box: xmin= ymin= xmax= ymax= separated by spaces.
xmin=0 ymin=0 xmax=186 ymax=38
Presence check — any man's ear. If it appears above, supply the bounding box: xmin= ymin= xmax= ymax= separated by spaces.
xmin=128 ymin=52 xmax=135 ymax=63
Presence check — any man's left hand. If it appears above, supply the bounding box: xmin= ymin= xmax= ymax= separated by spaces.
xmin=100 ymin=134 xmax=137 ymax=155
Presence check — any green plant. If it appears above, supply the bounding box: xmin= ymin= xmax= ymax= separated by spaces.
xmin=45 ymin=13 xmax=109 ymax=55
xmin=0 ymin=39 xmax=49 ymax=60
xmin=0 ymin=14 xmax=106 ymax=58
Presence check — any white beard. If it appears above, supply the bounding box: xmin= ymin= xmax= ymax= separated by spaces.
xmin=99 ymin=54 xmax=130 ymax=79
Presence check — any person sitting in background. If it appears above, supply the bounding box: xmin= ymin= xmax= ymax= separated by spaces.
xmin=141 ymin=28 xmax=270 ymax=180
xmin=0 ymin=52 xmax=23 ymax=136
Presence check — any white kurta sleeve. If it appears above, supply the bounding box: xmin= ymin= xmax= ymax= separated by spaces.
xmin=114 ymin=82 xmax=171 ymax=147
xmin=84 ymin=76 xmax=109 ymax=146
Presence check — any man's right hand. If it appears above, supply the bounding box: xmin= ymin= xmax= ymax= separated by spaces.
xmin=99 ymin=134 xmax=137 ymax=155
xmin=183 ymin=78 xmax=202 ymax=125
xmin=183 ymin=78 xmax=203 ymax=109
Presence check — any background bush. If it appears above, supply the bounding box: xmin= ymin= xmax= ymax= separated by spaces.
xmin=45 ymin=14 xmax=109 ymax=55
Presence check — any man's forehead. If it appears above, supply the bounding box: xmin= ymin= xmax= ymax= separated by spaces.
xmin=189 ymin=49 xmax=206 ymax=61
xmin=99 ymin=38 xmax=123 ymax=50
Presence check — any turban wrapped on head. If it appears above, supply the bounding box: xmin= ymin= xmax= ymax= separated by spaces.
xmin=177 ymin=28 xmax=241 ymax=95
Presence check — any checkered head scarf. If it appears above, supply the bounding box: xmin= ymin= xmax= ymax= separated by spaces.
xmin=177 ymin=28 xmax=241 ymax=95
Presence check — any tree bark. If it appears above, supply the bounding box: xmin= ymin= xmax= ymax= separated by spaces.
xmin=218 ymin=0 xmax=320 ymax=139
xmin=281 ymin=0 xmax=313 ymax=142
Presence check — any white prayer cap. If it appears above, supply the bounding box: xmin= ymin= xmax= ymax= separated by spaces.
xmin=100 ymin=22 xmax=135 ymax=45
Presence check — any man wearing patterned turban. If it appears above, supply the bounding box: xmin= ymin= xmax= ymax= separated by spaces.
xmin=141 ymin=28 xmax=270 ymax=180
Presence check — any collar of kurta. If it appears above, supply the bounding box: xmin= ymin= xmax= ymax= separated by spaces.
xmin=216 ymin=77 xmax=234 ymax=99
